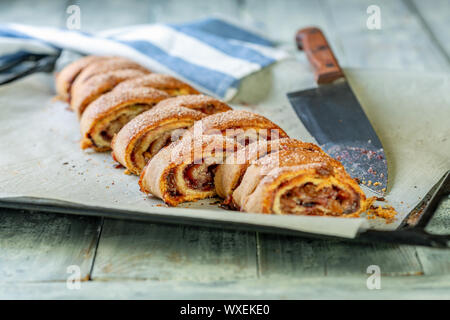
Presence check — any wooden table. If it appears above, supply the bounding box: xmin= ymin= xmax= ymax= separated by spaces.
xmin=0 ymin=0 xmax=449 ymax=299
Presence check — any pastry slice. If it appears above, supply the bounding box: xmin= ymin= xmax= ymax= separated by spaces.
xmin=214 ymin=138 xmax=322 ymax=201
xmin=71 ymin=68 xmax=148 ymax=117
xmin=71 ymin=56 xmax=150 ymax=90
xmin=233 ymin=148 xmax=366 ymax=216
xmin=153 ymin=94 xmax=232 ymax=115
xmin=111 ymin=105 xmax=206 ymax=175
xmin=113 ymin=74 xmax=199 ymax=96
xmin=139 ymin=134 xmax=239 ymax=206
xmin=189 ymin=110 xmax=289 ymax=145
xmin=111 ymin=94 xmax=232 ymax=175
xmin=80 ymin=87 xmax=170 ymax=152
xmin=55 ymin=55 xmax=105 ymax=102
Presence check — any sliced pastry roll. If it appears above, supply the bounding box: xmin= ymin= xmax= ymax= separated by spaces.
xmin=139 ymin=134 xmax=239 ymax=206
xmin=111 ymin=105 xmax=206 ymax=175
xmin=189 ymin=110 xmax=289 ymax=145
xmin=111 ymin=94 xmax=232 ymax=175
xmin=215 ymin=138 xmax=322 ymax=200
xmin=153 ymin=94 xmax=232 ymax=115
xmin=232 ymin=148 xmax=366 ymax=216
xmin=55 ymin=55 xmax=105 ymax=102
xmin=113 ymin=74 xmax=200 ymax=96
xmin=71 ymin=69 xmax=149 ymax=117
xmin=80 ymin=87 xmax=170 ymax=152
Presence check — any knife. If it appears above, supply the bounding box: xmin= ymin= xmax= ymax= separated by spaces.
xmin=287 ymin=27 xmax=388 ymax=194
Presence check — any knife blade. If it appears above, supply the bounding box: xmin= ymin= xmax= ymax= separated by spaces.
xmin=287 ymin=27 xmax=387 ymax=194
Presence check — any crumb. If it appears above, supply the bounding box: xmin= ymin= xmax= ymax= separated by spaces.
xmin=62 ymin=162 xmax=69 ymax=165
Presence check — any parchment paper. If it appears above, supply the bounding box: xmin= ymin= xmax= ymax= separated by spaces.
xmin=0 ymin=59 xmax=448 ymax=238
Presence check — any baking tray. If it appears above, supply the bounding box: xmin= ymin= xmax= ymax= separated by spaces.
xmin=0 ymin=56 xmax=449 ymax=247
xmin=0 ymin=170 xmax=448 ymax=247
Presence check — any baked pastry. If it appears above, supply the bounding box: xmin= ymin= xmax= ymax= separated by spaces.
xmin=189 ymin=110 xmax=288 ymax=145
xmin=139 ymin=134 xmax=239 ymax=206
xmin=111 ymin=105 xmax=206 ymax=175
xmin=71 ymin=57 xmax=150 ymax=88
xmin=80 ymin=87 xmax=170 ymax=151
xmin=113 ymin=74 xmax=200 ymax=96
xmin=232 ymin=148 xmax=366 ymax=216
xmin=153 ymin=94 xmax=232 ymax=115
xmin=111 ymin=95 xmax=231 ymax=175
xmin=71 ymin=69 xmax=149 ymax=117
xmin=215 ymin=138 xmax=322 ymax=201
xmin=55 ymin=55 xmax=105 ymax=102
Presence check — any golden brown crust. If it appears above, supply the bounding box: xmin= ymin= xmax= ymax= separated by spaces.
xmin=80 ymin=87 xmax=170 ymax=151
xmin=189 ymin=110 xmax=289 ymax=144
xmin=113 ymin=74 xmax=200 ymax=96
xmin=111 ymin=105 xmax=206 ymax=175
xmin=232 ymin=148 xmax=366 ymax=216
xmin=70 ymin=69 xmax=148 ymax=117
xmin=139 ymin=134 xmax=239 ymax=206
xmin=154 ymin=94 xmax=232 ymax=115
xmin=55 ymin=55 xmax=106 ymax=102
xmin=214 ymin=138 xmax=322 ymax=199
xmin=71 ymin=57 xmax=150 ymax=90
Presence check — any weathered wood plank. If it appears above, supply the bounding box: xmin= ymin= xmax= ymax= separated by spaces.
xmin=150 ymin=0 xmax=241 ymax=24
xmin=71 ymin=0 xmax=153 ymax=32
xmin=416 ymin=197 xmax=450 ymax=275
xmin=322 ymin=0 xmax=450 ymax=71
xmin=91 ymin=219 xmax=257 ymax=281
xmin=0 ymin=0 xmax=69 ymax=26
xmin=241 ymin=0 xmax=331 ymax=44
xmin=410 ymin=0 xmax=450 ymax=60
xmin=0 ymin=208 xmax=101 ymax=282
xmin=1 ymin=275 xmax=449 ymax=299
xmin=258 ymin=235 xmax=423 ymax=278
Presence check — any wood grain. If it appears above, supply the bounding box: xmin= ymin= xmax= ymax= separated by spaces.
xmin=2 ymin=275 xmax=449 ymax=299
xmin=322 ymin=0 xmax=450 ymax=71
xmin=258 ymin=236 xmax=423 ymax=278
xmin=416 ymin=197 xmax=450 ymax=275
xmin=91 ymin=219 xmax=257 ymax=281
xmin=0 ymin=208 xmax=101 ymax=282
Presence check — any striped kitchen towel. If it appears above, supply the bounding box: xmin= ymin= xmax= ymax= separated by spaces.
xmin=0 ymin=18 xmax=288 ymax=100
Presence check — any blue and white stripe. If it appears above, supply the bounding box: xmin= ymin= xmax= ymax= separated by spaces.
xmin=0 ymin=18 xmax=288 ymax=100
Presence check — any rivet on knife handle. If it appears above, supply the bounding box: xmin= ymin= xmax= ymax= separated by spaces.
xmin=296 ymin=27 xmax=344 ymax=84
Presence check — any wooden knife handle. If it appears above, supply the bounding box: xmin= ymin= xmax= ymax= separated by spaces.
xmin=296 ymin=27 xmax=344 ymax=84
